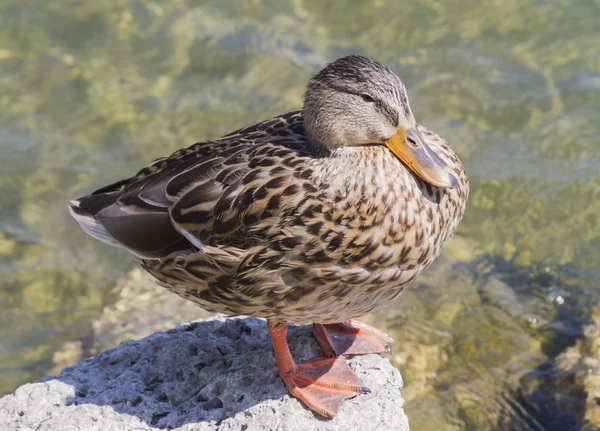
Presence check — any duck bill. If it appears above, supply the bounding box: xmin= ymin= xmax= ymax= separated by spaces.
xmin=385 ymin=127 xmax=457 ymax=189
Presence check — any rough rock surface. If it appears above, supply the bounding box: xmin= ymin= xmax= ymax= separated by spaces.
xmin=1 ymin=317 xmax=408 ymax=431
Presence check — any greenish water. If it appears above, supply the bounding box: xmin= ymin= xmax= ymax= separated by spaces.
xmin=0 ymin=0 xmax=598 ymax=429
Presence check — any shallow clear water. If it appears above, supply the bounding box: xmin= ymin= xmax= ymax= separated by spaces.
xmin=0 ymin=0 xmax=598 ymax=429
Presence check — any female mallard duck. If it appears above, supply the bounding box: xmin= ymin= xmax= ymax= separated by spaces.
xmin=69 ymin=55 xmax=468 ymax=418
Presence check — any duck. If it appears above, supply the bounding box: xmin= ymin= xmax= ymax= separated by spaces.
xmin=69 ymin=55 xmax=469 ymax=419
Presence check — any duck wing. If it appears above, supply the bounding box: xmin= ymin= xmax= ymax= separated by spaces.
xmin=68 ymin=111 xmax=310 ymax=259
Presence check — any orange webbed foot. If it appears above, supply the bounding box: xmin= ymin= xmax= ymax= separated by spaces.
xmin=313 ymin=319 xmax=394 ymax=356
xmin=281 ymin=355 xmax=370 ymax=419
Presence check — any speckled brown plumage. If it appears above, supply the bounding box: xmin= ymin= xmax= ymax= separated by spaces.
xmin=70 ymin=55 xmax=469 ymax=418
xmin=70 ymin=106 xmax=467 ymax=323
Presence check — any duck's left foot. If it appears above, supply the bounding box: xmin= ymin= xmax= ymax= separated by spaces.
xmin=280 ymin=355 xmax=368 ymax=419
xmin=313 ymin=319 xmax=394 ymax=356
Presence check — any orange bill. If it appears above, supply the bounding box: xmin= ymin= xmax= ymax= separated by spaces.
xmin=385 ymin=127 xmax=457 ymax=189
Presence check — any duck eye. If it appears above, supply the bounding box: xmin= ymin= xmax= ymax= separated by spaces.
xmin=360 ymin=94 xmax=374 ymax=103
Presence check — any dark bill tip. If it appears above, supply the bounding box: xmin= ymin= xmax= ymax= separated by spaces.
xmin=448 ymin=173 xmax=458 ymax=189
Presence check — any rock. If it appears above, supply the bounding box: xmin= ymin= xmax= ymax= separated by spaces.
xmin=553 ymin=304 xmax=600 ymax=430
xmin=0 ymin=317 xmax=408 ymax=431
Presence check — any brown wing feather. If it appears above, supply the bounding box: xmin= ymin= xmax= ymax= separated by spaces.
xmin=169 ymin=141 xmax=312 ymax=247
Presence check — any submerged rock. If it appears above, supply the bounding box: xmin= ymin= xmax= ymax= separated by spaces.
xmin=554 ymin=304 xmax=600 ymax=430
xmin=0 ymin=317 xmax=408 ymax=431
xmin=50 ymin=268 xmax=213 ymax=374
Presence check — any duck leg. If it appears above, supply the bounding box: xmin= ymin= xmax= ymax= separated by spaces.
xmin=267 ymin=320 xmax=370 ymax=419
xmin=312 ymin=319 xmax=393 ymax=356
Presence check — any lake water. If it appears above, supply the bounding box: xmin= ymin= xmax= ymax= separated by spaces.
xmin=0 ymin=0 xmax=599 ymax=429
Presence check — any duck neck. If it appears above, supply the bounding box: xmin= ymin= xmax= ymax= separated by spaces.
xmin=310 ymin=145 xmax=404 ymax=199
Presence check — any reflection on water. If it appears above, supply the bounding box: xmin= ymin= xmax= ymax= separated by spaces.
xmin=0 ymin=0 xmax=598 ymax=429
